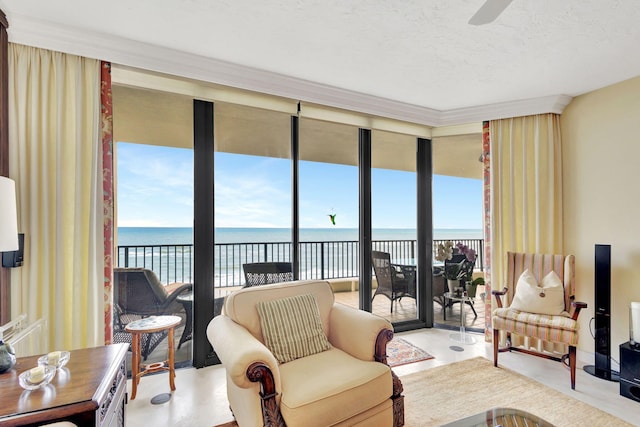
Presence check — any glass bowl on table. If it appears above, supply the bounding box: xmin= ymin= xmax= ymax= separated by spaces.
xmin=37 ymin=350 xmax=70 ymax=369
xmin=18 ymin=365 xmax=57 ymax=390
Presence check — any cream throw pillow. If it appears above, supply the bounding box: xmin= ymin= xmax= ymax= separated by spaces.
xmin=257 ymin=293 xmax=331 ymax=364
xmin=510 ymin=269 xmax=566 ymax=316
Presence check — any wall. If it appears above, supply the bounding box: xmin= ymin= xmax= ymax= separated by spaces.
xmin=561 ymin=75 xmax=640 ymax=361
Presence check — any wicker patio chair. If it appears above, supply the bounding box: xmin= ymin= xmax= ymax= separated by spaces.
xmin=113 ymin=267 xmax=192 ymax=359
xmin=371 ymin=250 xmax=415 ymax=313
xmin=242 ymin=262 xmax=293 ymax=287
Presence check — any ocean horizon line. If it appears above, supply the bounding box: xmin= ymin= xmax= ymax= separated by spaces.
xmin=117 ymin=226 xmax=483 ymax=231
xmin=117 ymin=226 xmax=483 ymax=246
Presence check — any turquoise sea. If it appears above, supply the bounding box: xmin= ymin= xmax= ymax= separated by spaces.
xmin=117 ymin=227 xmax=483 ymax=246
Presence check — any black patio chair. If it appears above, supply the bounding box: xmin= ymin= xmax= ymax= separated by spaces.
xmin=242 ymin=262 xmax=293 ymax=287
xmin=113 ymin=267 xmax=192 ymax=359
xmin=371 ymin=251 xmax=416 ymax=313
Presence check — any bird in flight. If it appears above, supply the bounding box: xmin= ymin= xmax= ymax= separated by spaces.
xmin=328 ymin=213 xmax=337 ymax=225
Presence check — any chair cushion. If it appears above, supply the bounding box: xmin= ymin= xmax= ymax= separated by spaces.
xmin=278 ymin=347 xmax=392 ymax=427
xmin=493 ymin=307 xmax=579 ymax=345
xmin=257 ymin=293 xmax=331 ymax=363
xmin=510 ymin=269 xmax=566 ymax=315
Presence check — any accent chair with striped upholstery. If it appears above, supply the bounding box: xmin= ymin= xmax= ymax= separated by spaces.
xmin=492 ymin=252 xmax=587 ymax=389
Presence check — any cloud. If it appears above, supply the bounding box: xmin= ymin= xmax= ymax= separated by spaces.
xmin=214 ymin=164 xmax=291 ymax=227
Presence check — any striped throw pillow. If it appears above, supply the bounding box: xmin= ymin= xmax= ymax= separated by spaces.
xmin=257 ymin=293 xmax=331 ymax=364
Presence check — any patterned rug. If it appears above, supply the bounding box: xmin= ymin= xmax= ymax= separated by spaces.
xmin=386 ymin=337 xmax=434 ymax=367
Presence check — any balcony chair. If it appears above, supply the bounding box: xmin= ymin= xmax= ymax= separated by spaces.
xmin=113 ymin=267 xmax=192 ymax=359
xmin=432 ymin=266 xmax=446 ymax=312
xmin=207 ymin=279 xmax=404 ymax=427
xmin=242 ymin=262 xmax=293 ymax=287
xmin=492 ymin=252 xmax=587 ymax=390
xmin=371 ymin=251 xmax=416 ymax=313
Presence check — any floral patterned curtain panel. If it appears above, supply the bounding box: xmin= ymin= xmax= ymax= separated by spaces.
xmin=482 ymin=120 xmax=492 ymax=341
xmin=101 ymin=62 xmax=114 ymax=344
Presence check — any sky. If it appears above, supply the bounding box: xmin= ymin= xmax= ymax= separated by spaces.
xmin=116 ymin=142 xmax=483 ymax=229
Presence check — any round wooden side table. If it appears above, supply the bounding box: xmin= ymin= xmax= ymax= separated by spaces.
xmin=125 ymin=315 xmax=182 ymax=400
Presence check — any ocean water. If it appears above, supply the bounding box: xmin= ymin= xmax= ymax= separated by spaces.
xmin=117 ymin=227 xmax=482 ymax=246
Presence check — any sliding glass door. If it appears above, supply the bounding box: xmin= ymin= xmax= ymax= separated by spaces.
xmin=431 ymin=135 xmax=484 ymax=332
xmin=112 ymin=85 xmax=195 ymax=367
xmin=371 ymin=131 xmax=418 ymax=323
xmin=213 ymin=102 xmax=292 ymax=293
xmin=298 ymin=117 xmax=359 ymax=305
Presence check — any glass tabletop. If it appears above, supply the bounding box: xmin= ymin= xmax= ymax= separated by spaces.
xmin=441 ymin=407 xmax=555 ymax=427
xmin=125 ymin=315 xmax=182 ymax=332
xmin=444 ymin=291 xmax=472 ymax=302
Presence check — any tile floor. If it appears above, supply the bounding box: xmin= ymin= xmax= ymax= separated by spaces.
xmin=334 ymin=287 xmax=487 ymax=332
xmin=125 ymin=328 xmax=640 ymax=427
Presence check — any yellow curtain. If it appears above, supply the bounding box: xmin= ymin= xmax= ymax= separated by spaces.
xmin=490 ymin=113 xmax=564 ymax=352
xmin=7 ymin=44 xmax=103 ymax=350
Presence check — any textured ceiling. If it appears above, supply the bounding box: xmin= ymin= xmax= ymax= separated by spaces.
xmin=1 ymin=0 xmax=640 ymax=111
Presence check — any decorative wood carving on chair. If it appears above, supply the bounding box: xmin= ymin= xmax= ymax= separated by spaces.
xmin=247 ymin=362 xmax=286 ymax=427
xmin=375 ymin=328 xmax=405 ymax=427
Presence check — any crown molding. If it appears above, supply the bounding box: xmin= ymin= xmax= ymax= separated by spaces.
xmin=5 ymin=13 xmax=573 ymax=128
xmin=439 ymin=94 xmax=574 ymax=126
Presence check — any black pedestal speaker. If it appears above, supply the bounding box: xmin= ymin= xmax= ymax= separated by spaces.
xmin=584 ymin=244 xmax=620 ymax=381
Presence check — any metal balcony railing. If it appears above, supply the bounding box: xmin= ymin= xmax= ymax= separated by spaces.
xmin=117 ymin=238 xmax=484 ymax=287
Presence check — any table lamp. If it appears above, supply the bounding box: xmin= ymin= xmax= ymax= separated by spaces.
xmin=0 ymin=176 xmax=19 ymax=253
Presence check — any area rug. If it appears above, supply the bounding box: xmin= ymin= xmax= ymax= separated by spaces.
xmin=387 ymin=337 xmax=435 ymax=367
xmin=401 ymin=357 xmax=633 ymax=426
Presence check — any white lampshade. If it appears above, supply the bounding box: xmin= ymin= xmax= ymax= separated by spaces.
xmin=0 ymin=176 xmax=19 ymax=252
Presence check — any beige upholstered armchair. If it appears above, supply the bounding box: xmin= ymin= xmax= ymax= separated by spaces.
xmin=207 ymin=280 xmax=404 ymax=427
xmin=492 ymin=252 xmax=587 ymax=389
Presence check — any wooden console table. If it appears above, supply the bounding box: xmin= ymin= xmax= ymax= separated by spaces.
xmin=0 ymin=343 xmax=128 ymax=427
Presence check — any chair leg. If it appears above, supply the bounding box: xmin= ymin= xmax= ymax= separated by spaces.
xmin=493 ymin=328 xmax=499 ymax=367
xmin=466 ymin=301 xmax=478 ymax=318
xmin=569 ymin=345 xmax=576 ymax=390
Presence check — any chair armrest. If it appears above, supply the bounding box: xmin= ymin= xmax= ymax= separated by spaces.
xmin=207 ymin=315 xmax=280 ymax=390
xmin=492 ymin=287 xmax=508 ymax=308
xmin=328 ymin=303 xmax=393 ymax=361
xmin=162 ymin=283 xmax=193 ymax=307
xmin=570 ymin=300 xmax=588 ymax=321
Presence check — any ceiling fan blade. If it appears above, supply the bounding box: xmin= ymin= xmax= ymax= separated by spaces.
xmin=468 ymin=0 xmax=513 ymax=25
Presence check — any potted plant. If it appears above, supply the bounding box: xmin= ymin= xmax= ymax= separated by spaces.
xmin=435 ymin=241 xmax=478 ymax=294
xmin=466 ymin=276 xmax=485 ymax=299
xmin=443 ymin=260 xmax=468 ymax=294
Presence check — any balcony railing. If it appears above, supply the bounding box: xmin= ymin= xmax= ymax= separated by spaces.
xmin=117 ymin=238 xmax=484 ymax=287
